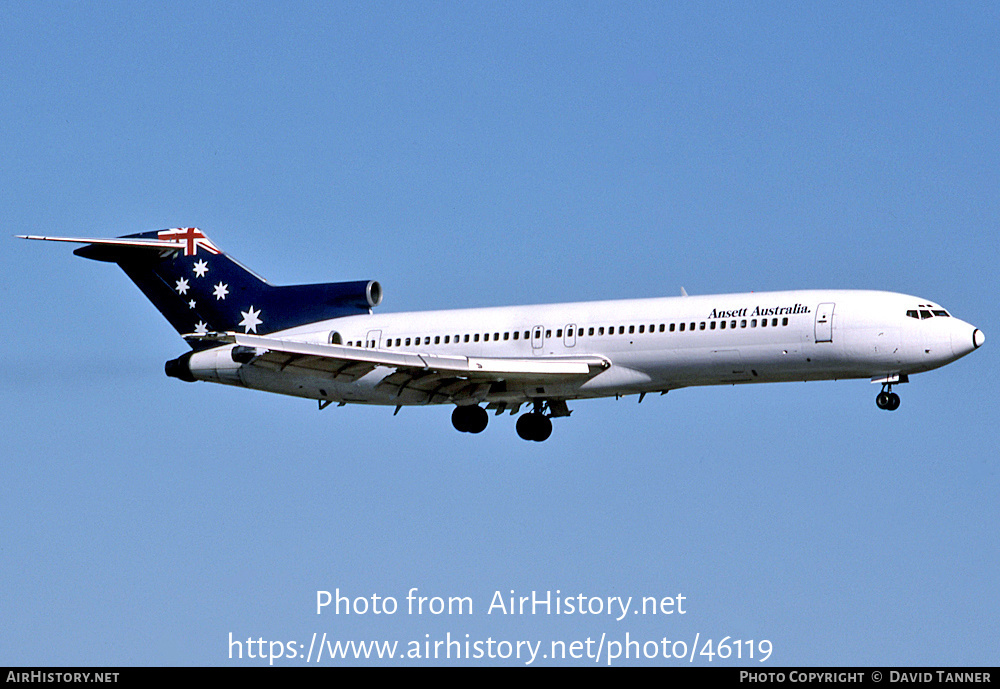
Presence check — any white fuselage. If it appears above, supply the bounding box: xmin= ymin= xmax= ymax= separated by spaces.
xmin=192 ymin=289 xmax=983 ymax=409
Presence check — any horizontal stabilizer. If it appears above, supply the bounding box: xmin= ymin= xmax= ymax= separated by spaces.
xmin=20 ymin=235 xmax=187 ymax=248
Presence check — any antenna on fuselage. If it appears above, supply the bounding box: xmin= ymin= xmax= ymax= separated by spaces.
xmin=680 ymin=286 xmax=689 ymax=297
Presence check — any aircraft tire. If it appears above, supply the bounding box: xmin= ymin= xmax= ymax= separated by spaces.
xmin=468 ymin=405 xmax=488 ymax=433
xmin=887 ymin=392 xmax=901 ymax=411
xmin=452 ymin=406 xmax=471 ymax=432
xmin=516 ymin=412 xmax=552 ymax=442
xmin=876 ymin=392 xmax=891 ymax=410
xmin=533 ymin=414 xmax=552 ymax=441
xmin=453 ymin=405 xmax=488 ymax=433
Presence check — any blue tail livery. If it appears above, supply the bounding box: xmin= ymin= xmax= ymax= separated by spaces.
xmin=21 ymin=228 xmax=381 ymax=340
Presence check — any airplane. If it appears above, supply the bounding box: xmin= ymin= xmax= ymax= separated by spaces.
xmin=20 ymin=228 xmax=985 ymax=441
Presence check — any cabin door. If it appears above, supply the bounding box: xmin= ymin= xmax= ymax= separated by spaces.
xmin=814 ymin=303 xmax=835 ymax=343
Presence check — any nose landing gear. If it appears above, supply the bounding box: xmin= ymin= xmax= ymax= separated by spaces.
xmin=876 ymin=385 xmax=901 ymax=411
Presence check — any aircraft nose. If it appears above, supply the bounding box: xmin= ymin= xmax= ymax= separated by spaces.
xmin=951 ymin=323 xmax=984 ymax=359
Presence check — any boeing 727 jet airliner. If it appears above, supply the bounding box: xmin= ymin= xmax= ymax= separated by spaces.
xmin=21 ymin=229 xmax=984 ymax=441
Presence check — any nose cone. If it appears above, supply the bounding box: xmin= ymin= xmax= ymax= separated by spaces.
xmin=952 ymin=322 xmax=985 ymax=359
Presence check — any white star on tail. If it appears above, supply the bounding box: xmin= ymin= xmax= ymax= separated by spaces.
xmin=239 ymin=306 xmax=262 ymax=333
xmin=175 ymin=277 xmax=189 ymax=294
xmin=213 ymin=282 xmax=229 ymax=300
xmin=193 ymin=321 xmax=209 ymax=335
xmin=192 ymin=259 xmax=209 ymax=278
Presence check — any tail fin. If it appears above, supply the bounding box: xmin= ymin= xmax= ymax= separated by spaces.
xmin=21 ymin=229 xmax=382 ymax=339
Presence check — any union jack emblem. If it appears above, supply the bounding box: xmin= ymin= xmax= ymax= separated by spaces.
xmin=157 ymin=228 xmax=221 ymax=256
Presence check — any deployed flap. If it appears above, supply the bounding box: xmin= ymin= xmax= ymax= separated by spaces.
xmin=211 ymin=333 xmax=610 ymax=381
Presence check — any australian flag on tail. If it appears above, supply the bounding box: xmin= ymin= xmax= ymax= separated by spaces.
xmin=23 ymin=228 xmax=382 ymax=344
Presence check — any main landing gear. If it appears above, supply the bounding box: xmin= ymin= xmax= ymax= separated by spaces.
xmin=516 ymin=410 xmax=552 ymax=442
xmin=452 ymin=404 xmax=488 ymax=434
xmin=875 ymin=385 xmax=901 ymax=411
xmin=450 ymin=401 xmax=555 ymax=441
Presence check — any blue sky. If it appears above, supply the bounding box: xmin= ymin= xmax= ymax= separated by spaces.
xmin=2 ymin=1 xmax=997 ymax=666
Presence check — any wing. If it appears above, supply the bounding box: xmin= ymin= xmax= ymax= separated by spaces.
xmin=198 ymin=332 xmax=610 ymax=404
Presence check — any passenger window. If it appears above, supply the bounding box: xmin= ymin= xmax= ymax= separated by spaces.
xmin=689 ymin=322 xmax=695 ymax=331
xmin=619 ymin=326 xmax=625 ymax=335
xmin=589 ymin=327 xmax=595 ymax=336
xmin=546 ymin=330 xmax=552 ymax=338
xmin=434 ymin=336 xmax=440 ymax=344
xmin=504 ymin=332 xmax=510 ymax=340
xmin=638 ymin=325 xmax=644 ymax=334
xmin=720 ymin=320 xmax=726 ymax=329
xmin=782 ymin=318 xmax=788 ymax=326
xmin=740 ymin=320 xmax=747 ymax=328
xmin=679 ymin=322 xmax=685 ymax=332
xmin=599 ymin=327 xmax=605 ymax=335
xmin=659 ymin=324 xmax=665 ymax=332
xmin=557 ymin=329 xmax=563 ymax=338
xmin=699 ymin=322 xmax=706 ymax=330
xmin=669 ymin=323 xmax=676 ymax=332
xmin=474 ymin=334 xmax=480 ymax=342
xmin=513 ymin=331 xmax=519 ymax=340
xmin=710 ymin=321 xmax=717 ymax=330
xmin=761 ymin=319 xmax=767 ymax=327
xmin=751 ymin=319 xmax=757 ymax=327
xmin=405 ymin=338 xmax=411 ymax=346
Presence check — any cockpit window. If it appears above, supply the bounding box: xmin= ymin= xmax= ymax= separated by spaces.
xmin=908 ymin=308 xmax=951 ymax=320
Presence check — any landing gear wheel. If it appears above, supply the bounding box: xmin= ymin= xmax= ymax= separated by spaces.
xmin=452 ymin=405 xmax=489 ymax=433
xmin=467 ymin=405 xmax=488 ymax=433
xmin=516 ymin=412 xmax=552 ymax=442
xmin=876 ymin=390 xmax=901 ymax=411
